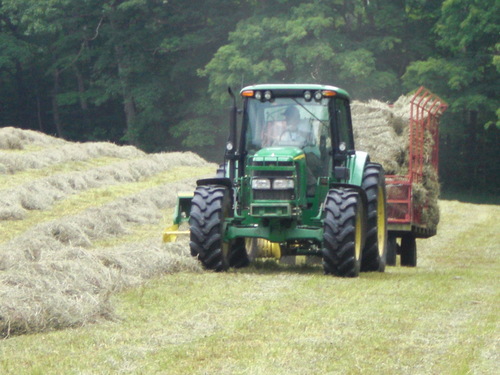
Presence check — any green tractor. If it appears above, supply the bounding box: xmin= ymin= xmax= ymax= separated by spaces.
xmin=166 ymin=84 xmax=388 ymax=277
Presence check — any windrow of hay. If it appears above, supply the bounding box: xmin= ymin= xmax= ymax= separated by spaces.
xmin=0 ymin=178 xmax=204 ymax=337
xmin=351 ymin=95 xmax=440 ymax=230
xmin=0 ymin=127 xmax=68 ymax=150
xmin=0 ymin=140 xmax=145 ymax=175
xmin=0 ymin=152 xmax=211 ymax=221
xmin=0 ymin=128 xmax=214 ymax=336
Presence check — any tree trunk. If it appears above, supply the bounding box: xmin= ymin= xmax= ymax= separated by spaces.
xmin=52 ymin=69 xmax=63 ymax=138
xmin=116 ymin=54 xmax=137 ymax=144
xmin=107 ymin=3 xmax=138 ymax=145
xmin=15 ymin=60 xmax=28 ymax=128
xmin=74 ymin=65 xmax=88 ymax=111
xmin=73 ymin=65 xmax=91 ymax=128
xmin=36 ymin=94 xmax=44 ymax=132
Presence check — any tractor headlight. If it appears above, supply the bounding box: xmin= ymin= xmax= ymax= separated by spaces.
xmin=252 ymin=178 xmax=271 ymax=190
xmin=273 ymin=179 xmax=294 ymax=190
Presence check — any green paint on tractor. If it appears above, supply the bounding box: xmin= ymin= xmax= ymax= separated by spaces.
xmin=165 ymin=83 xmax=389 ymax=277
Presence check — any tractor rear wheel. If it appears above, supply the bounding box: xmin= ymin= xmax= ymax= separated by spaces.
xmin=322 ymin=189 xmax=366 ymax=277
xmin=189 ymin=185 xmax=231 ymax=271
xmin=400 ymin=233 xmax=417 ymax=267
xmin=360 ymin=163 xmax=388 ymax=272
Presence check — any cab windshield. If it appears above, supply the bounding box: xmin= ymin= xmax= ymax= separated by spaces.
xmin=243 ymin=97 xmax=332 ymax=154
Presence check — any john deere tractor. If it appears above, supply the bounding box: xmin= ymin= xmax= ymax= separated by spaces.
xmin=165 ymin=84 xmax=388 ymax=277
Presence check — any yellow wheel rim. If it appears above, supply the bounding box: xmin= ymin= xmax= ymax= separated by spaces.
xmin=377 ymin=186 xmax=387 ymax=257
xmin=355 ymin=204 xmax=363 ymax=261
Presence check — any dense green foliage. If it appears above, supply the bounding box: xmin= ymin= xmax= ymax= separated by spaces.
xmin=1 ymin=0 xmax=498 ymax=196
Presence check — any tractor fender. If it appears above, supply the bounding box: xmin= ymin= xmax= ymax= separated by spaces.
xmin=328 ymin=183 xmax=368 ymax=209
xmin=347 ymin=150 xmax=369 ymax=187
xmin=196 ymin=177 xmax=233 ymax=189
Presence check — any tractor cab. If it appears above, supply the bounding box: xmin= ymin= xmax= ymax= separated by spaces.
xmin=238 ymin=84 xmax=354 ymax=177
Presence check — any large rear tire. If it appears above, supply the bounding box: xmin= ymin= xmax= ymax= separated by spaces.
xmin=360 ymin=163 xmax=388 ymax=272
xmin=322 ymin=189 xmax=366 ymax=277
xmin=189 ymin=185 xmax=231 ymax=271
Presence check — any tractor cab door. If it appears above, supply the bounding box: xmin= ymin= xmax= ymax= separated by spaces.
xmin=329 ymin=97 xmax=354 ymax=154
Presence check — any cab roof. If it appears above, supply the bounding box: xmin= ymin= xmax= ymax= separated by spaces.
xmin=240 ymin=83 xmax=350 ymax=101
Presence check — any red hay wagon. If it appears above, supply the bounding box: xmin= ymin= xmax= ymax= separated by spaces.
xmin=386 ymin=87 xmax=448 ymax=266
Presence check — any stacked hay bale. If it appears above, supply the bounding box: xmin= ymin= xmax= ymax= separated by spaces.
xmin=351 ymin=95 xmax=440 ymax=230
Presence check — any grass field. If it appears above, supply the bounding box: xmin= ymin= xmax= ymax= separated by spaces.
xmin=0 ymin=128 xmax=498 ymax=374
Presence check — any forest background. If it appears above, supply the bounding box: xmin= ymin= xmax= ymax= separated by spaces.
xmin=0 ymin=0 xmax=498 ymax=199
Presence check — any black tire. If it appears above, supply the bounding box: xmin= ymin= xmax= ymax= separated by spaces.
xmin=189 ymin=185 xmax=231 ymax=271
xmin=322 ymin=189 xmax=366 ymax=277
xmin=228 ymin=237 xmax=250 ymax=268
xmin=386 ymin=234 xmax=397 ymax=266
xmin=360 ymin=163 xmax=388 ymax=272
xmin=400 ymin=233 xmax=417 ymax=267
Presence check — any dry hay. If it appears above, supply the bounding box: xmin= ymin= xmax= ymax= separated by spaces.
xmin=351 ymin=95 xmax=440 ymax=229
xmin=0 ymin=139 xmax=145 ymax=175
xmin=0 ymin=126 xmax=68 ymax=150
xmin=0 ymin=151 xmax=210 ymax=220
xmin=351 ymin=96 xmax=412 ymax=175
xmin=0 ymin=129 xmax=214 ymax=337
xmin=0 ymin=178 xmax=204 ymax=337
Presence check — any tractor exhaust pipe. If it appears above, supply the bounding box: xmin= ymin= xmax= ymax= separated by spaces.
xmin=226 ymin=87 xmax=238 ymax=181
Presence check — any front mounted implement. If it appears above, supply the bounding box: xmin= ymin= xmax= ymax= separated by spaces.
xmin=162 ymin=192 xmax=193 ymax=242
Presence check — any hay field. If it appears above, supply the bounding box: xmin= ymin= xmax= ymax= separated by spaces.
xmin=1 ymin=200 xmax=498 ymax=374
xmin=0 ymin=127 xmax=216 ymax=337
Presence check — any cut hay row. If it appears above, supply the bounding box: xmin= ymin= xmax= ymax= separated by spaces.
xmin=0 ymin=127 xmax=216 ymax=337
xmin=0 ymin=126 xmax=69 ymax=150
xmin=0 ymin=152 xmax=211 ymax=221
xmin=0 ymin=139 xmax=145 ymax=175
xmin=0 ymin=165 xmax=213 ymax=245
xmin=0 ymin=178 xmax=204 ymax=337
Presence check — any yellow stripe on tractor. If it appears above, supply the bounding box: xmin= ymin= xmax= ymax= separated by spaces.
xmin=163 ymin=224 xmax=191 ymax=243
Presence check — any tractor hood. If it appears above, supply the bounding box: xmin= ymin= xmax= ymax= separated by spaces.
xmin=252 ymin=147 xmax=305 ymax=162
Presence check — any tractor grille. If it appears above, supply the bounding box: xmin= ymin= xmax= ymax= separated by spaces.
xmin=253 ymin=190 xmax=294 ymax=200
xmin=251 ymin=164 xmax=296 ymax=201
xmin=252 ymin=169 xmax=293 ymax=177
xmin=252 ymin=161 xmax=294 ymax=167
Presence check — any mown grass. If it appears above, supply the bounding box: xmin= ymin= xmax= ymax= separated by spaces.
xmin=1 ymin=200 xmax=498 ymax=374
xmin=0 ymin=156 xmax=125 ymax=190
xmin=0 ymin=165 xmax=213 ymax=244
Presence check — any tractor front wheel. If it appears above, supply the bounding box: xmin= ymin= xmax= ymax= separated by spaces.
xmin=189 ymin=185 xmax=231 ymax=271
xmin=322 ymin=189 xmax=366 ymax=277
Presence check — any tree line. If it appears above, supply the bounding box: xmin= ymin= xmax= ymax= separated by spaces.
xmin=0 ymin=0 xmax=498 ymax=197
